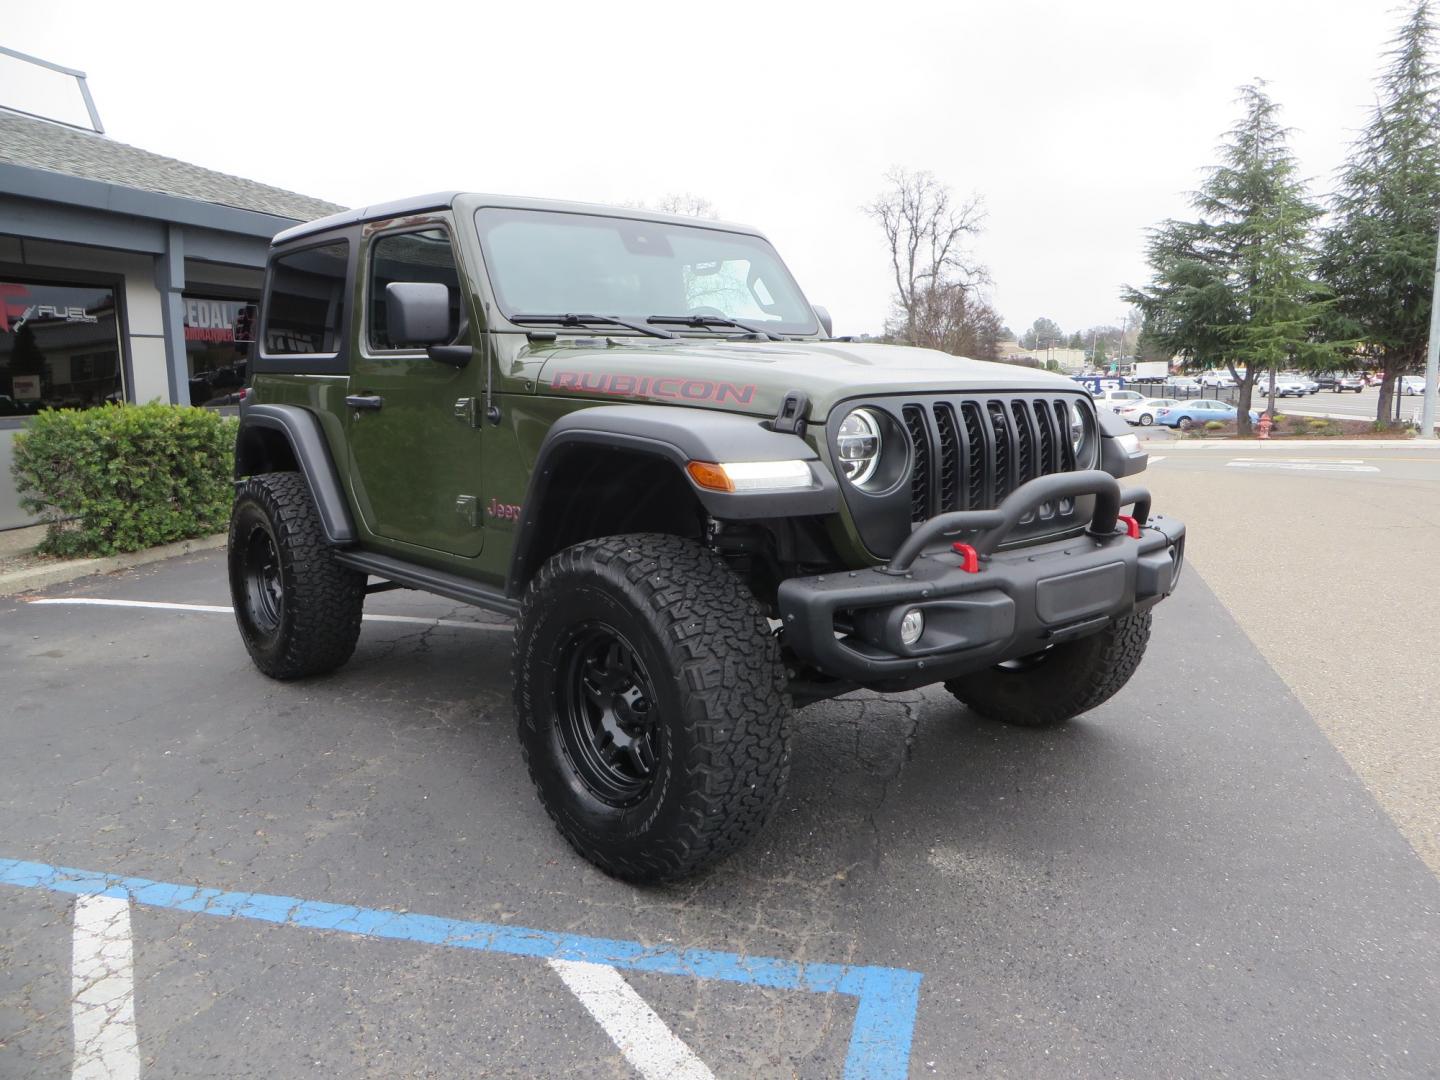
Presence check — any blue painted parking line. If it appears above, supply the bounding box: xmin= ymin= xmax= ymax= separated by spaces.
xmin=2 ymin=856 xmax=923 ymax=1079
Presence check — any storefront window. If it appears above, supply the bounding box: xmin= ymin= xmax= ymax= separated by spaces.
xmin=183 ymin=295 xmax=254 ymax=406
xmin=0 ymin=280 xmax=123 ymax=416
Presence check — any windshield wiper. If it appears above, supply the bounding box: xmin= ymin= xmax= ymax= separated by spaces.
xmin=647 ymin=314 xmax=784 ymax=341
xmin=508 ymin=313 xmax=677 ymax=340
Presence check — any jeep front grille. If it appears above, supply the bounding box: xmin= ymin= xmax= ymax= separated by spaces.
xmin=907 ymin=396 xmax=1082 ymax=521
xmin=827 ymin=392 xmax=1094 ymax=559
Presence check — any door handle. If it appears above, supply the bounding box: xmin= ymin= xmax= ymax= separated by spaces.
xmin=346 ymin=394 xmax=385 ymax=411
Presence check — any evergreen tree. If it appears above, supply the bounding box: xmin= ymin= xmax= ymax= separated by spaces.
xmin=1321 ymin=0 xmax=1440 ymax=422
xmin=1127 ymin=84 xmax=1327 ymax=432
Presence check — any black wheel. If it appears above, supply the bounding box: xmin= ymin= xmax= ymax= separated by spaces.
xmin=944 ymin=611 xmax=1152 ymax=728
xmin=1138 ymin=413 xmax=1154 ymax=426
xmin=514 ymin=533 xmax=790 ymax=882
xmin=1177 ymin=416 xmax=1194 ymax=431
xmin=228 ymin=472 xmax=365 ymax=679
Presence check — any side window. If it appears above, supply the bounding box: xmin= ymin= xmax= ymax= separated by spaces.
xmin=367 ymin=228 xmax=463 ymax=350
xmin=263 ymin=242 xmax=348 ymax=355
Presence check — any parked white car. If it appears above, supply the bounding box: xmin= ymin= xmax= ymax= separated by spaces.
xmin=1400 ymin=375 xmax=1429 ymax=396
xmin=1273 ymin=375 xmax=1310 ymax=397
xmin=1200 ymin=371 xmax=1236 ymax=389
xmin=1169 ymin=377 xmax=1202 ymax=394
xmin=1094 ymin=389 xmax=1146 ymax=413
xmin=1115 ymin=397 xmax=1179 ymax=427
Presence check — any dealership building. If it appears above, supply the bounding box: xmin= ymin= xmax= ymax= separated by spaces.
xmin=0 ymin=48 xmax=340 ymax=529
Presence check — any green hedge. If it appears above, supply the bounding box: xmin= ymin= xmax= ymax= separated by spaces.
xmin=11 ymin=403 xmax=237 ymax=557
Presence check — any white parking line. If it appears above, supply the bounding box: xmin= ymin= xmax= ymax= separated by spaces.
xmin=1146 ymin=455 xmax=1167 ymax=464
xmin=1225 ymin=461 xmax=1379 ymax=472
xmin=72 ymin=894 xmax=140 ymax=1080
xmin=548 ymin=959 xmax=715 ymax=1080
xmin=25 ymin=597 xmax=510 ymax=630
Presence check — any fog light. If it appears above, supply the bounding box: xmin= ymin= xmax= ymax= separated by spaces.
xmin=899 ymin=608 xmax=925 ymax=646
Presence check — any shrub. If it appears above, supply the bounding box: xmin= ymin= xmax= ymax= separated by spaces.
xmin=1204 ymin=419 xmax=1226 ymax=431
xmin=11 ymin=403 xmax=237 ymax=557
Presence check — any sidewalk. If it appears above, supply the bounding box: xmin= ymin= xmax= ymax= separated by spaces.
xmin=0 ymin=533 xmax=226 ymax=597
xmin=1159 ymin=438 xmax=1437 ymax=450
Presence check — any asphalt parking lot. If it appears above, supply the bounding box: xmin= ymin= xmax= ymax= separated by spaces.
xmin=4 ymin=450 xmax=1440 ymax=1078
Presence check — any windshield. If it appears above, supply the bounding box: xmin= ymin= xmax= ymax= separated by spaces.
xmin=474 ymin=207 xmax=819 ymax=336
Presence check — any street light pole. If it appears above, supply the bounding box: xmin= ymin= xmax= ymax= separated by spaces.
xmin=1421 ymin=217 xmax=1440 ymax=439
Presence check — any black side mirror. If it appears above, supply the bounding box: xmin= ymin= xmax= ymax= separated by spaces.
xmin=812 ymin=305 xmax=833 ymax=337
xmin=385 ymin=282 xmax=451 ymax=346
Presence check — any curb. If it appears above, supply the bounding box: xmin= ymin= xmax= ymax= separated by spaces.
xmin=0 ymin=533 xmax=227 ymax=598
xmin=1156 ymin=439 xmax=1436 ymax=450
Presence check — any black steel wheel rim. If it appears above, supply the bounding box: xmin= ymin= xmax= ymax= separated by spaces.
xmin=555 ymin=623 xmax=661 ymax=807
xmin=241 ymin=524 xmax=284 ymax=634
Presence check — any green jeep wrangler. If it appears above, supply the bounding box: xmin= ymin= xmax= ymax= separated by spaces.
xmin=231 ymin=192 xmax=1184 ymax=882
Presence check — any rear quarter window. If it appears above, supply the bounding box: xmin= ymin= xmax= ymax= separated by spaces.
xmin=263 ymin=242 xmax=349 ymax=355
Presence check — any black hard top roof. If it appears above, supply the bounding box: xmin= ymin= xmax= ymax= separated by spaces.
xmin=270 ymin=192 xmax=765 ymax=246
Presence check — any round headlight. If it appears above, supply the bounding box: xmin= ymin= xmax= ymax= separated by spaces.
xmin=1064 ymin=400 xmax=1097 ymax=465
xmin=836 ymin=408 xmax=882 ymax=485
xmin=1068 ymin=402 xmax=1086 ymax=453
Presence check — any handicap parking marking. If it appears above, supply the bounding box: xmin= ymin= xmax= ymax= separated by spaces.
xmin=550 ymin=958 xmax=717 ymax=1080
xmin=25 ymin=597 xmax=511 ymax=631
xmin=71 ymin=893 xmax=140 ymax=1080
xmin=2 ymin=857 xmax=923 ymax=1080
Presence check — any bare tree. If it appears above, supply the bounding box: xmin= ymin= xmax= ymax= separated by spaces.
xmin=628 ymin=193 xmax=719 ymax=219
xmin=890 ymin=284 xmax=1002 ymax=361
xmin=866 ymin=168 xmax=988 ymax=346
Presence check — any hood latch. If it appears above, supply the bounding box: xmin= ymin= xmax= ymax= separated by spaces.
xmin=771 ymin=389 xmax=809 ymax=436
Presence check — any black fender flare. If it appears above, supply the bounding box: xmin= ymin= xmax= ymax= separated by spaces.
xmin=506 ymin=404 xmax=840 ymax=596
xmin=234 ymin=404 xmax=357 ymax=544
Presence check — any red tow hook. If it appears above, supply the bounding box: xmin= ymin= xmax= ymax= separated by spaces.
xmin=1117 ymin=515 xmax=1142 ymax=540
xmin=951 ymin=542 xmax=980 ymax=573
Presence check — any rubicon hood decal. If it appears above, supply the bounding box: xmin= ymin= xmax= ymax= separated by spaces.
xmin=550 ymin=370 xmax=757 ymax=406
xmin=534 ymin=340 xmax=1089 ymax=420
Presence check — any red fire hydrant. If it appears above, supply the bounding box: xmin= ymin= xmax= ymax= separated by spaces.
xmin=1257 ymin=413 xmax=1273 ymax=440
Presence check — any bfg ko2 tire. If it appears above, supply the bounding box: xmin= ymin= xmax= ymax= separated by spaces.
xmin=514 ymin=533 xmax=791 ymax=882
xmin=228 ymin=471 xmax=366 ymax=679
xmin=945 ymin=610 xmax=1153 ymax=728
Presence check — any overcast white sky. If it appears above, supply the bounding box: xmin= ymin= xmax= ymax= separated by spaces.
xmin=5 ymin=0 xmax=1413 ymax=338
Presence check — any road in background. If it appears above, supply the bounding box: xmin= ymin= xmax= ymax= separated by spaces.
xmin=1119 ymin=384 xmax=1431 ymax=425
xmin=1272 ymin=385 xmax=1424 ymax=422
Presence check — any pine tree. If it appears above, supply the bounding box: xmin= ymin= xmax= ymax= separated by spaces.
xmin=1126 ymin=84 xmax=1327 ymax=433
xmin=1321 ymin=0 xmax=1440 ymax=423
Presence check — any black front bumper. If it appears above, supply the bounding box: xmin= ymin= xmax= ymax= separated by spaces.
xmin=777 ymin=470 xmax=1185 ymax=691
